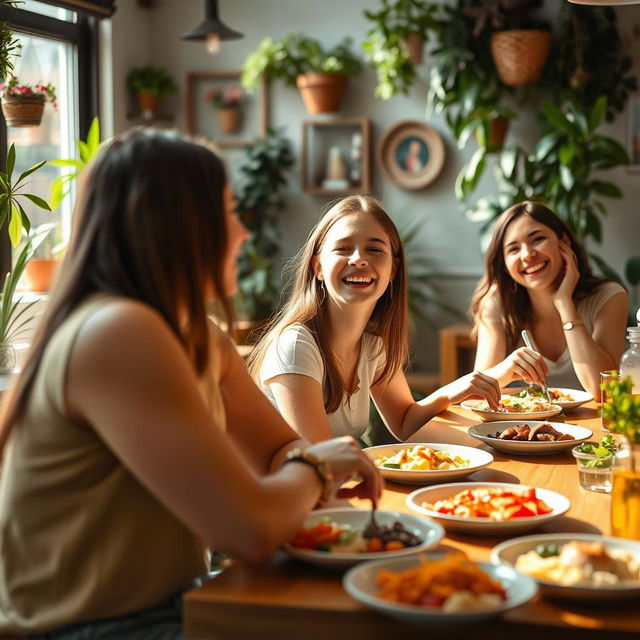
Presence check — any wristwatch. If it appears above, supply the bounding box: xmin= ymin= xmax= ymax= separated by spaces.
xmin=283 ymin=447 xmax=334 ymax=508
xmin=562 ymin=318 xmax=585 ymax=331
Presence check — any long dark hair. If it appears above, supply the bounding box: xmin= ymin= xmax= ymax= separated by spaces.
xmin=0 ymin=128 xmax=231 ymax=452
xmin=248 ymin=195 xmax=409 ymax=414
xmin=470 ymin=201 xmax=614 ymax=352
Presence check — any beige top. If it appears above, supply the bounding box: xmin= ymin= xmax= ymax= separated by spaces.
xmin=0 ymin=295 xmax=225 ymax=635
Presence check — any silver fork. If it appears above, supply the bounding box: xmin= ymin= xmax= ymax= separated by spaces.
xmin=363 ymin=500 xmax=381 ymax=538
xmin=521 ymin=329 xmax=552 ymax=404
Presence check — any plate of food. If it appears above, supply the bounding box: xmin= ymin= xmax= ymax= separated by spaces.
xmin=504 ymin=387 xmax=594 ymax=412
xmin=491 ymin=534 xmax=640 ymax=600
xmin=283 ymin=508 xmax=444 ymax=569
xmin=343 ymin=551 xmax=537 ymax=626
xmin=468 ymin=421 xmax=593 ymax=455
xmin=406 ymin=482 xmax=570 ymax=535
xmin=460 ymin=397 xmax=562 ymax=421
xmin=363 ymin=443 xmax=494 ymax=485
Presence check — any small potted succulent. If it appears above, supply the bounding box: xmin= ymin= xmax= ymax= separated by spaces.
xmin=204 ymin=84 xmax=246 ymax=134
xmin=127 ymin=64 xmax=177 ymax=119
xmin=241 ymin=33 xmax=361 ymax=114
xmin=0 ymin=77 xmax=57 ymax=127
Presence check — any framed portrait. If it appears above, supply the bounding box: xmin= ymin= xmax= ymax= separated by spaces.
xmin=628 ymin=95 xmax=640 ymax=171
xmin=377 ymin=120 xmax=445 ymax=190
xmin=186 ymin=70 xmax=269 ymax=148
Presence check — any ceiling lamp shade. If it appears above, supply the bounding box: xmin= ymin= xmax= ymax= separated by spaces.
xmin=181 ymin=0 xmax=243 ymax=54
xmin=567 ymin=1 xmax=640 ymax=4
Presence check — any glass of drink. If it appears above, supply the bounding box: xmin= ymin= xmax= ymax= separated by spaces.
xmin=600 ymin=370 xmax=619 ymax=431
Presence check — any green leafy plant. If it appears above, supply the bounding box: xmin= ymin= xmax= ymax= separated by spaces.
xmin=241 ymin=34 xmax=361 ymax=93
xmin=127 ymin=64 xmax=177 ymax=98
xmin=0 ymin=0 xmax=19 ymax=83
xmin=576 ymin=434 xmax=617 ymax=468
xmin=601 ymin=377 xmax=640 ymax=445
xmin=0 ymin=143 xmax=51 ymax=247
xmin=361 ymin=0 xmax=439 ymax=99
xmin=234 ymin=128 xmax=294 ymax=320
xmin=0 ymin=227 xmax=51 ymax=346
xmin=49 ymin=116 xmax=101 ymax=210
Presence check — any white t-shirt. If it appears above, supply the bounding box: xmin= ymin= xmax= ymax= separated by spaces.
xmin=481 ymin=281 xmax=626 ymax=389
xmin=259 ymin=324 xmax=384 ymax=439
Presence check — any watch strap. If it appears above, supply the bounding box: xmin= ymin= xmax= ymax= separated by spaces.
xmin=283 ymin=447 xmax=334 ymax=508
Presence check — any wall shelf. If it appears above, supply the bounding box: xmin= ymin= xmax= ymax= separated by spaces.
xmin=301 ymin=118 xmax=371 ymax=195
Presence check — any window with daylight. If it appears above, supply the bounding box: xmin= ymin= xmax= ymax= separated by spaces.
xmin=0 ymin=0 xmax=99 ymax=274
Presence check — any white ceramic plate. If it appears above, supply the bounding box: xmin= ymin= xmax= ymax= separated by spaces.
xmin=461 ymin=398 xmax=562 ymax=421
xmin=504 ymin=387 xmax=594 ymax=412
xmin=491 ymin=534 xmax=640 ymax=600
xmin=406 ymin=482 xmax=570 ymax=535
xmin=343 ymin=554 xmax=537 ymax=626
xmin=363 ymin=443 xmax=494 ymax=485
xmin=283 ymin=508 xmax=444 ymax=569
xmin=467 ymin=421 xmax=593 ymax=455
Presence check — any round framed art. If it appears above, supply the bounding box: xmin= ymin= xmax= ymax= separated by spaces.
xmin=377 ymin=120 xmax=445 ymax=190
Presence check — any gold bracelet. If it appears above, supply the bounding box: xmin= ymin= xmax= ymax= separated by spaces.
xmin=283 ymin=447 xmax=334 ymax=509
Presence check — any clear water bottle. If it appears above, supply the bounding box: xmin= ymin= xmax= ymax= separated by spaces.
xmin=620 ymin=326 xmax=640 ymax=394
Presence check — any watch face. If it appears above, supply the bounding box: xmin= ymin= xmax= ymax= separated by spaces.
xmin=563 ymin=321 xmax=572 ymax=330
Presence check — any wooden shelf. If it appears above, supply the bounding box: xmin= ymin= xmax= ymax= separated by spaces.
xmin=301 ymin=118 xmax=371 ymax=194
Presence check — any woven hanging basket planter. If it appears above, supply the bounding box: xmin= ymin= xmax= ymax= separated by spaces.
xmin=1 ymin=96 xmax=45 ymax=127
xmin=490 ymin=30 xmax=552 ymax=87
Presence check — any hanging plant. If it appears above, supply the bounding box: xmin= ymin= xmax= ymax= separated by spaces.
xmin=551 ymin=4 xmax=637 ymax=121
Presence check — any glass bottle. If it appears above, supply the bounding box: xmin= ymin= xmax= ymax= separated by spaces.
xmin=611 ymin=437 xmax=640 ymax=540
xmin=620 ymin=327 xmax=640 ymax=395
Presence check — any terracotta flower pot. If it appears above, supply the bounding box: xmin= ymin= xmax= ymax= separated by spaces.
xmin=1 ymin=96 xmax=45 ymax=127
xmin=217 ymin=107 xmax=242 ymax=133
xmin=24 ymin=258 xmax=59 ymax=292
xmin=400 ymin=32 xmax=425 ymax=66
xmin=137 ymin=92 xmax=159 ymax=119
xmin=296 ymin=73 xmax=349 ymax=115
xmin=475 ymin=117 xmax=510 ymax=153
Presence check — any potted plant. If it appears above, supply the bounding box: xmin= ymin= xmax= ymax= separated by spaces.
xmin=22 ymin=222 xmax=64 ymax=292
xmin=233 ymin=128 xmax=294 ymax=327
xmin=467 ymin=0 xmax=552 ymax=87
xmin=0 ymin=1 xmax=19 ymax=83
xmin=203 ymin=84 xmax=246 ymax=134
xmin=0 ymin=229 xmax=50 ymax=373
xmin=241 ymin=33 xmax=362 ymax=114
xmin=361 ymin=0 xmax=439 ymax=99
xmin=0 ymin=77 xmax=57 ymax=127
xmin=126 ymin=64 xmax=177 ymax=119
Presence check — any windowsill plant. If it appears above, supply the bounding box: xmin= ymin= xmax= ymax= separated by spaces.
xmin=0 ymin=77 xmax=57 ymax=126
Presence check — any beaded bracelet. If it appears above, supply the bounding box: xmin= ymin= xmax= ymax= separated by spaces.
xmin=283 ymin=447 xmax=334 ymax=509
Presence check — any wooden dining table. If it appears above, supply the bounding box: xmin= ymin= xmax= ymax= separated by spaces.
xmin=183 ymin=402 xmax=639 ymax=639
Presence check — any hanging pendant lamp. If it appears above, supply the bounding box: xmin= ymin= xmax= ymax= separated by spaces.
xmin=181 ymin=0 xmax=243 ymax=54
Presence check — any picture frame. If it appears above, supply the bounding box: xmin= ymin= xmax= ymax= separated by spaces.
xmin=377 ymin=120 xmax=445 ymax=190
xmin=186 ymin=70 xmax=269 ymax=148
xmin=628 ymin=95 xmax=640 ymax=171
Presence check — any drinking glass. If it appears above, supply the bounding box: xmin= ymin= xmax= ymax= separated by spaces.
xmin=600 ymin=370 xmax=619 ymax=431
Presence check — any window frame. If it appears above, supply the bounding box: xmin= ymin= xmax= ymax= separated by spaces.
xmin=0 ymin=4 xmax=99 ymax=273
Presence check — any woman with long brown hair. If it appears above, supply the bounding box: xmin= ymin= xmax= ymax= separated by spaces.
xmin=249 ymin=195 xmax=500 ymax=444
xmin=0 ymin=130 xmax=381 ymax=639
xmin=470 ymin=201 xmax=627 ymax=399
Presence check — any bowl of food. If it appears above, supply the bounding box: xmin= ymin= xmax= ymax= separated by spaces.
xmin=283 ymin=508 xmax=444 ymax=569
xmin=491 ymin=534 xmax=640 ymax=600
xmin=363 ymin=443 xmax=493 ymax=485
xmin=461 ymin=397 xmax=562 ymax=421
xmin=504 ymin=387 xmax=593 ymax=411
xmin=343 ymin=551 xmax=537 ymax=626
xmin=468 ymin=421 xmax=592 ymax=455
xmin=406 ymin=482 xmax=570 ymax=535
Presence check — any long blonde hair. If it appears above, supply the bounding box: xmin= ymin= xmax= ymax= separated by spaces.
xmin=248 ymin=195 xmax=408 ymax=414
xmin=0 ymin=129 xmax=232 ymax=453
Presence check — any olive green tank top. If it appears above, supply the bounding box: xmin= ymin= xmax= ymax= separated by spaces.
xmin=0 ymin=295 xmax=223 ymax=635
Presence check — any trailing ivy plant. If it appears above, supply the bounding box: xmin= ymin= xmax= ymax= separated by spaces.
xmin=233 ymin=128 xmax=294 ymax=320
xmin=0 ymin=0 xmax=19 ymax=83
xmin=361 ymin=0 xmax=439 ymax=99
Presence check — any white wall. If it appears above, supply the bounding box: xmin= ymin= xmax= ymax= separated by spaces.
xmin=106 ymin=0 xmax=640 ymax=373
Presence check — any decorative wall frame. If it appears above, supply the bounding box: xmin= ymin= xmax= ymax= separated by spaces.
xmin=186 ymin=70 xmax=268 ymax=148
xmin=377 ymin=120 xmax=445 ymax=190
xmin=628 ymin=95 xmax=640 ymax=171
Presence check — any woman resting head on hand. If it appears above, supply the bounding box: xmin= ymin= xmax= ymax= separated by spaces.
xmin=470 ymin=200 xmax=627 ymax=400
xmin=249 ymin=195 xmax=500 ymax=445
xmin=0 ymin=129 xmax=381 ymax=639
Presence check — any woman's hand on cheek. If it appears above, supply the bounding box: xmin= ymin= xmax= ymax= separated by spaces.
xmin=441 ymin=371 xmax=501 ymax=411
xmin=553 ymin=242 xmax=579 ymax=304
